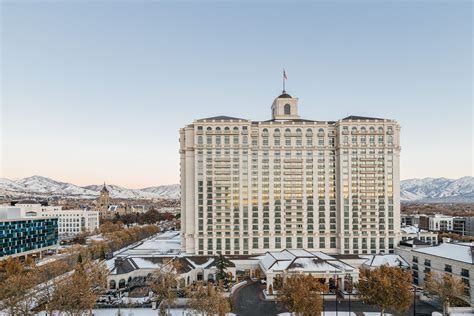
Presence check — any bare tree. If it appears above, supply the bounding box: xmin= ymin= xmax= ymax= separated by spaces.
xmin=277 ymin=274 xmax=325 ymax=316
xmin=187 ymin=282 xmax=231 ymax=316
xmin=0 ymin=270 xmax=39 ymax=316
xmin=357 ymin=266 xmax=412 ymax=316
xmin=149 ymin=259 xmax=180 ymax=315
xmin=425 ymin=271 xmax=465 ymax=315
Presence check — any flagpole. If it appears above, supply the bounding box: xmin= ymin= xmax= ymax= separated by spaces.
xmin=282 ymin=69 xmax=285 ymax=92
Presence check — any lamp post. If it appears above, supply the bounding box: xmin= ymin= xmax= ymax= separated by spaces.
xmin=413 ymin=285 xmax=417 ymax=316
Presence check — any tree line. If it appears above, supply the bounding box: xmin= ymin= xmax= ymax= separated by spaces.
xmin=275 ymin=265 xmax=467 ymax=316
xmin=0 ymin=223 xmax=159 ymax=315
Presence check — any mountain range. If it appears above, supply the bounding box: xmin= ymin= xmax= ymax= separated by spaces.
xmin=0 ymin=176 xmax=180 ymax=200
xmin=400 ymin=176 xmax=474 ymax=203
xmin=0 ymin=175 xmax=473 ymax=203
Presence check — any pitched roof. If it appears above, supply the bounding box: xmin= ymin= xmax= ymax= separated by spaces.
xmin=342 ymin=115 xmax=386 ymax=121
xmin=196 ymin=116 xmax=248 ymax=122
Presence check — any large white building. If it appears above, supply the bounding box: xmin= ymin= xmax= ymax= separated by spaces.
xmin=13 ymin=203 xmax=99 ymax=239
xmin=180 ymin=91 xmax=401 ymax=255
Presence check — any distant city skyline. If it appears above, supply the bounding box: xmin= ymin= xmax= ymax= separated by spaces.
xmin=1 ymin=1 xmax=472 ymax=188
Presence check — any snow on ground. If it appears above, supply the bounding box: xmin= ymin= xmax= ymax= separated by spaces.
xmin=34 ymin=309 xmax=236 ymax=315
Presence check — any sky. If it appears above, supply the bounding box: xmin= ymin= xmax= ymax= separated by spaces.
xmin=1 ymin=0 xmax=472 ymax=188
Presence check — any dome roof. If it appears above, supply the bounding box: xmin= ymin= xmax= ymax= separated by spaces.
xmin=278 ymin=91 xmax=292 ymax=98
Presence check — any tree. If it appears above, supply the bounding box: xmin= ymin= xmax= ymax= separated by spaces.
xmin=186 ymin=282 xmax=231 ymax=316
xmin=0 ymin=270 xmax=39 ymax=316
xmin=357 ymin=266 xmax=412 ymax=316
xmin=425 ymin=271 xmax=465 ymax=315
xmin=277 ymin=274 xmax=325 ymax=316
xmin=49 ymin=266 xmax=97 ymax=316
xmin=215 ymin=253 xmax=232 ymax=283
xmin=149 ymin=259 xmax=180 ymax=316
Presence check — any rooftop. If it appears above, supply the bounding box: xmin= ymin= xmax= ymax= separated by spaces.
xmin=259 ymin=249 xmax=356 ymax=274
xmin=413 ymin=242 xmax=474 ymax=264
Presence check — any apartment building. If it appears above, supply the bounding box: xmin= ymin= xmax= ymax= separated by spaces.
xmin=14 ymin=203 xmax=99 ymax=239
xmin=180 ymin=91 xmax=401 ymax=255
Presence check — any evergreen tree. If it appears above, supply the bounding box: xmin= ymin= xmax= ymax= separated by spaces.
xmin=77 ymin=253 xmax=83 ymax=264
xmin=215 ymin=253 xmax=231 ymax=283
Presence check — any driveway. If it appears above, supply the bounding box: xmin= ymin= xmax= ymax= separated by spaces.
xmin=232 ymin=282 xmax=286 ymax=316
xmin=232 ymin=282 xmax=441 ymax=316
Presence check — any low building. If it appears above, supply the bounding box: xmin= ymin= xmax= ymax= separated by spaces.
xmin=429 ymin=214 xmax=453 ymax=232
xmin=401 ymin=225 xmax=438 ymax=245
xmin=396 ymin=242 xmax=474 ymax=306
xmin=361 ymin=254 xmax=409 ymax=269
xmin=0 ymin=207 xmax=58 ymax=259
xmin=258 ymin=249 xmax=359 ymax=293
xmin=11 ymin=203 xmax=99 ymax=239
xmin=107 ymin=255 xmax=236 ymax=290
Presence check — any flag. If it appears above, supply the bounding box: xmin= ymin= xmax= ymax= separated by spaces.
xmin=283 ymin=69 xmax=287 ymax=80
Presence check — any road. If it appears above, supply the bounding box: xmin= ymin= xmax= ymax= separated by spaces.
xmin=232 ymin=282 xmax=442 ymax=316
xmin=232 ymin=282 xmax=287 ymax=316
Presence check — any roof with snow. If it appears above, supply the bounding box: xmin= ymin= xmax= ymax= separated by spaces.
xmin=362 ymin=254 xmax=409 ymax=269
xmin=413 ymin=242 xmax=474 ymax=264
xmin=259 ymin=249 xmax=356 ymax=274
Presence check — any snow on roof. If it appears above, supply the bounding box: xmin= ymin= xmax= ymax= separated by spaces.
xmin=362 ymin=254 xmax=409 ymax=268
xmin=259 ymin=249 xmax=355 ymax=274
xmin=132 ymin=258 xmax=164 ymax=269
xmin=312 ymin=251 xmax=336 ymax=260
xmin=401 ymin=226 xmax=429 ymax=234
xmin=289 ymin=258 xmax=342 ymax=273
xmin=413 ymin=242 xmax=474 ymax=264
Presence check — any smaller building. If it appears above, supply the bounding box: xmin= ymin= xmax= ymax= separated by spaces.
xmin=8 ymin=204 xmax=99 ymax=239
xmin=401 ymin=225 xmax=438 ymax=245
xmin=429 ymin=214 xmax=453 ymax=232
xmin=361 ymin=254 xmax=409 ymax=269
xmin=396 ymin=242 xmax=474 ymax=306
xmin=0 ymin=207 xmax=58 ymax=259
xmin=258 ymin=249 xmax=359 ymax=293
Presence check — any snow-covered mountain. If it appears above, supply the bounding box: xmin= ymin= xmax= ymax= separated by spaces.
xmin=1 ymin=175 xmax=472 ymax=203
xmin=0 ymin=176 xmax=180 ymax=200
xmin=401 ymin=177 xmax=474 ymax=203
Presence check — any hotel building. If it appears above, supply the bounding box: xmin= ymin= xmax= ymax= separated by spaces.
xmin=180 ymin=91 xmax=401 ymax=255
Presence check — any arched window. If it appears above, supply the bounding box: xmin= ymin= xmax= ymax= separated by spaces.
xmin=378 ymin=127 xmax=383 ymax=133
xmin=306 ymin=128 xmax=313 ymax=136
xmin=284 ymin=104 xmax=291 ymax=115
xmin=274 ymin=128 xmax=280 ymax=136
xmin=369 ymin=126 xmax=375 ymax=133
xmin=206 ymin=127 xmax=212 ymax=131
xmin=361 ymin=127 xmax=367 ymax=133
xmin=351 ymin=127 xmax=357 ymax=134
xmin=233 ymin=126 xmax=239 ymax=132
xmin=262 ymin=128 xmax=269 ymax=136
xmin=296 ymin=128 xmax=302 ymax=136
xmin=119 ymin=279 xmax=126 ymax=289
xmin=224 ymin=127 xmax=230 ymax=131
xmin=216 ymin=127 xmax=221 ymax=131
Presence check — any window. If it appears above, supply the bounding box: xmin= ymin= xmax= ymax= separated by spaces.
xmin=462 ymin=269 xmax=469 ymax=278
xmin=424 ymin=259 xmax=431 ymax=267
xmin=284 ymin=104 xmax=291 ymax=115
xmin=445 ymin=264 xmax=452 ymax=273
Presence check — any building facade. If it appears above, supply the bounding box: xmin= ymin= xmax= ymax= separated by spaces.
xmin=396 ymin=242 xmax=474 ymax=306
xmin=13 ymin=204 xmax=99 ymax=239
xmin=180 ymin=91 xmax=401 ymax=255
xmin=428 ymin=214 xmax=453 ymax=232
xmin=0 ymin=208 xmax=58 ymax=258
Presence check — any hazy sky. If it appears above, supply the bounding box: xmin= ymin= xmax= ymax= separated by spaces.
xmin=1 ymin=0 xmax=472 ymax=188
